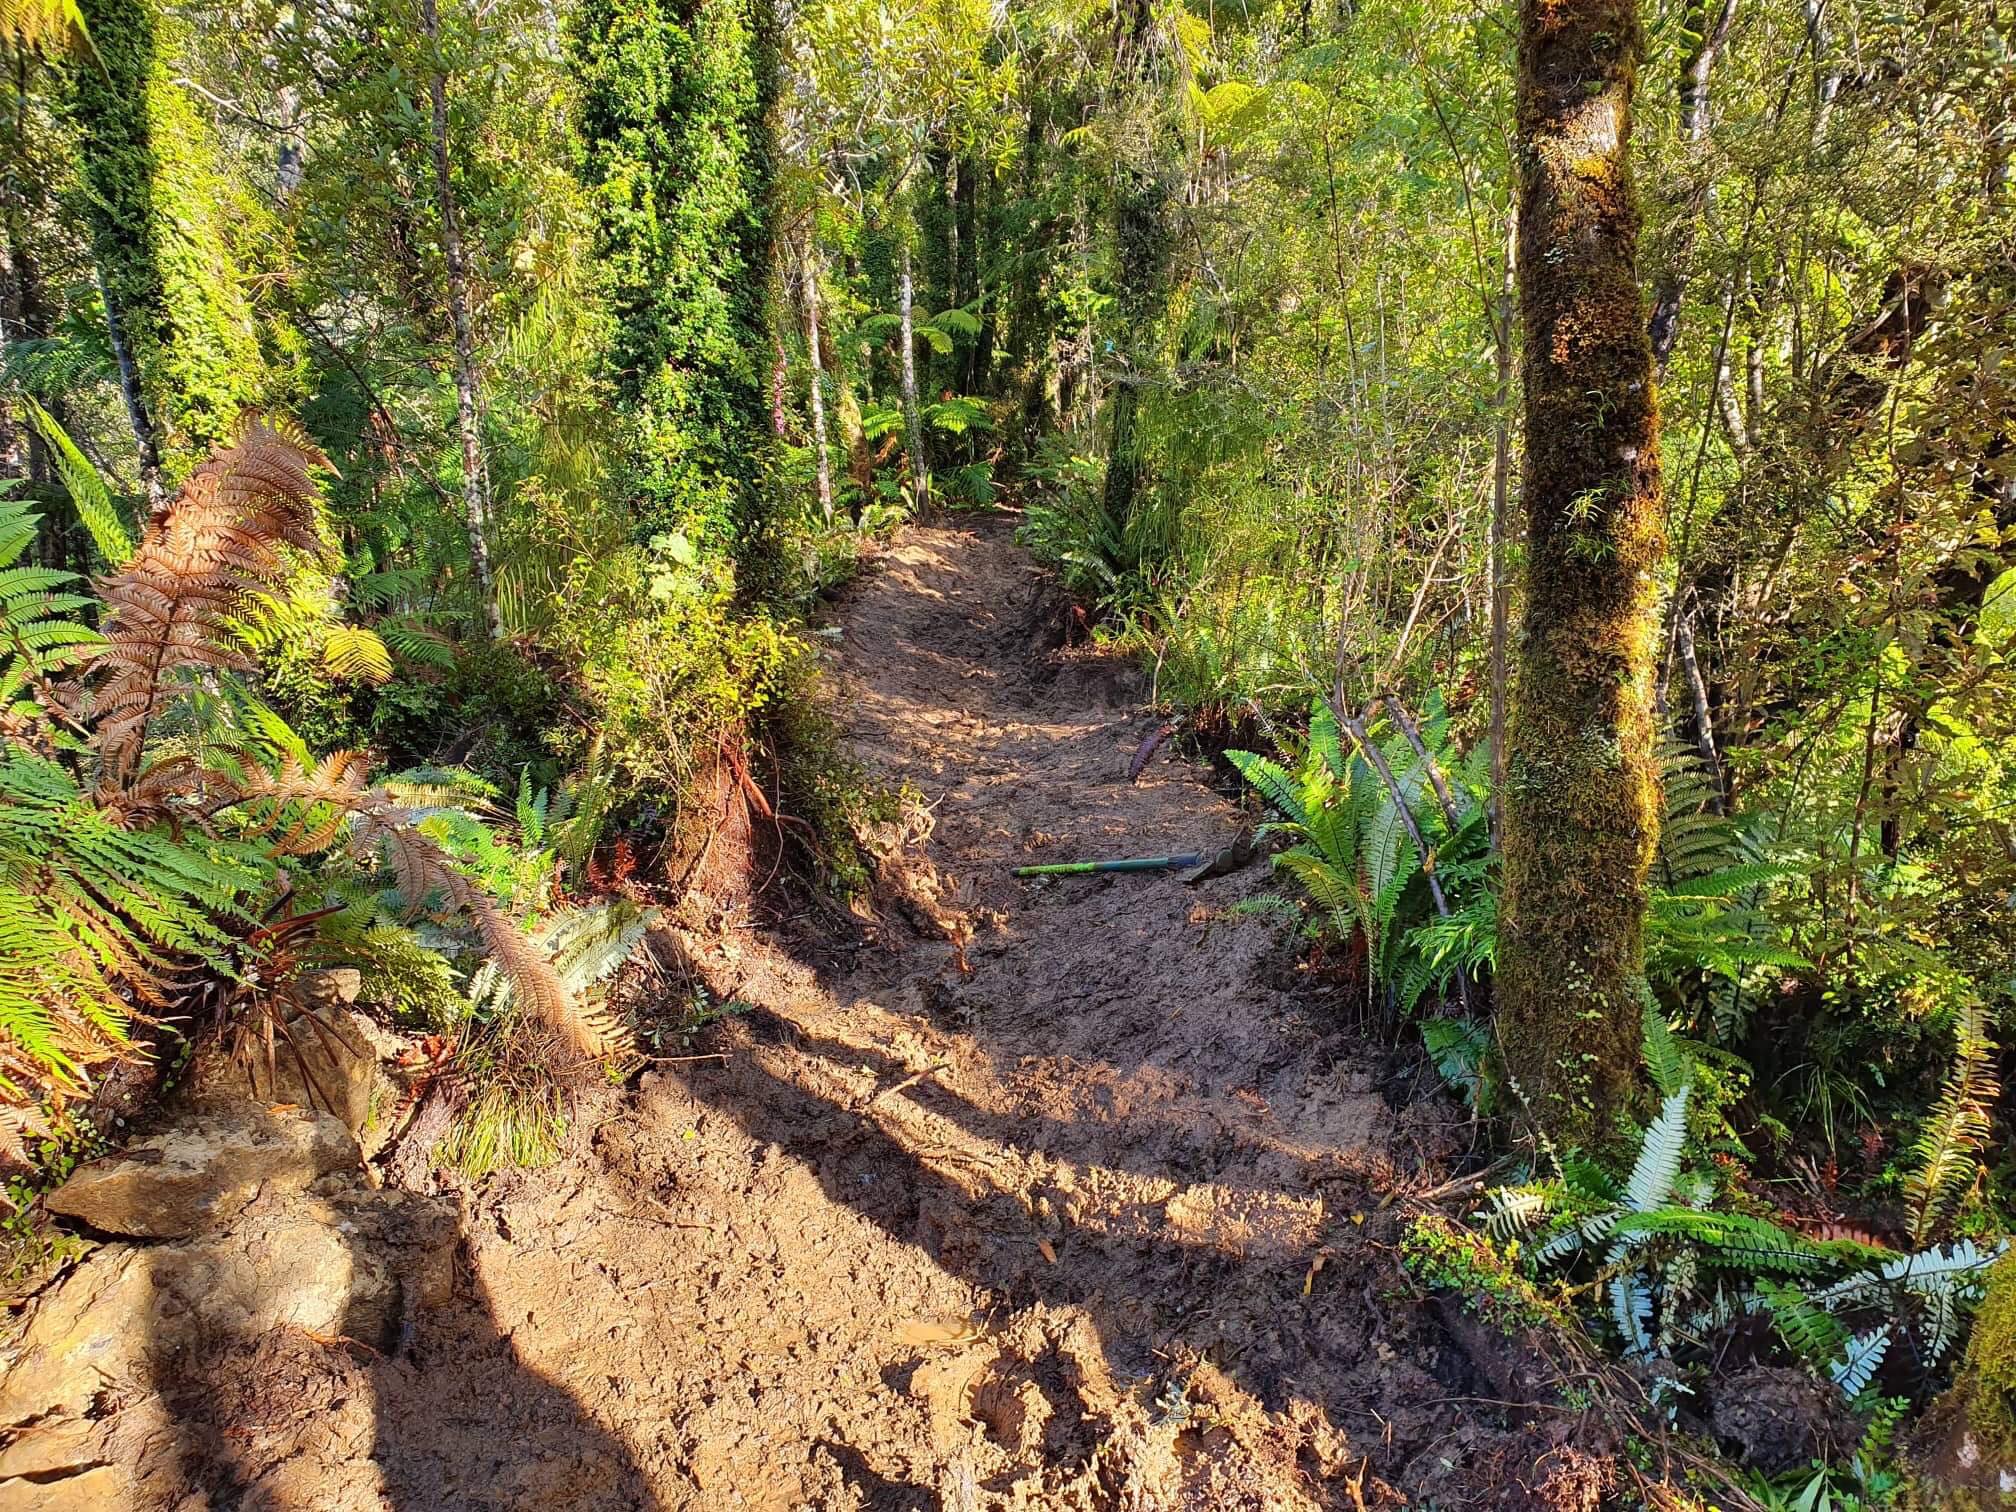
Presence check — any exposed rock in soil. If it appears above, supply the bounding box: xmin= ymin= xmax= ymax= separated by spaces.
xmin=1 ymin=1184 xmax=455 ymax=1427
xmin=1 ymin=1074 xmax=454 ymax=1512
xmin=44 ymin=1099 xmax=357 ymax=1238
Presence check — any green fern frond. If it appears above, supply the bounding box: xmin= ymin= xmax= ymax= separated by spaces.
xmin=1625 ymin=1086 xmax=1692 ymax=1212
xmin=320 ymin=625 xmax=394 ymax=684
xmin=1902 ymin=1002 xmax=1999 ymax=1244
xmin=22 ymin=397 xmax=132 ymax=565
xmin=1226 ymin=749 xmax=1311 ymax=829
xmin=1641 ymin=994 xmax=1691 ymax=1098
xmin=1308 ymin=695 xmax=1348 ymax=779
xmin=1760 ymin=1281 xmax=1851 ymax=1365
xmin=1610 ymin=1208 xmax=1836 ymax=1275
xmin=1830 ymin=1326 xmax=1892 ymax=1398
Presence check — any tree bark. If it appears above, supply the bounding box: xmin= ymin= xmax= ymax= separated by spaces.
xmin=1098 ymin=165 xmax=1171 ymax=534
xmin=1498 ymin=0 xmax=1665 ymax=1147
xmin=421 ymin=0 xmax=501 ymax=641
xmin=898 ymin=242 xmax=927 ymax=512
xmin=1645 ymin=0 xmax=1737 ymax=373
xmin=99 ymin=268 xmax=166 ymax=516
xmin=70 ymin=0 xmax=169 ymax=514
xmin=801 ymin=245 xmax=834 ymax=524
xmin=1488 ymin=209 xmax=1517 ymax=837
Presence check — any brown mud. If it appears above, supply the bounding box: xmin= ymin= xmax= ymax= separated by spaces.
xmin=107 ymin=518 xmax=1610 ymax=1509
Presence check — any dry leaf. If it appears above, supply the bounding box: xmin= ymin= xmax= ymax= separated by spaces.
xmin=1303 ymin=1252 xmax=1329 ymax=1296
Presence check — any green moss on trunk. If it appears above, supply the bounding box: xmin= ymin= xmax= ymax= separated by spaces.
xmin=1099 ymin=166 xmax=1171 ymax=534
xmin=569 ymin=0 xmax=778 ymax=551
xmin=67 ymin=0 xmax=285 ymax=476
xmin=1499 ymin=0 xmax=1665 ymax=1147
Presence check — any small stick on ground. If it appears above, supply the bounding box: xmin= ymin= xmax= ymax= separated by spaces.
xmin=872 ymin=1060 xmax=950 ymax=1105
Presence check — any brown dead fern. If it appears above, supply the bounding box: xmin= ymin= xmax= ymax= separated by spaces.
xmin=72 ymin=416 xmax=330 ymax=786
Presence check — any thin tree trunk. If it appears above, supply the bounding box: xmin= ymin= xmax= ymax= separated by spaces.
xmin=99 ymin=268 xmax=166 ymax=516
xmin=898 ymin=242 xmax=927 ymax=512
xmin=1646 ymin=0 xmax=1738 ymax=373
xmin=1488 ymin=210 xmax=1517 ymax=835
xmin=1498 ymin=0 xmax=1665 ymax=1146
xmin=421 ymin=0 xmax=501 ymax=641
xmin=1674 ymin=606 xmax=1724 ymax=804
xmin=802 ymin=245 xmax=834 ymax=525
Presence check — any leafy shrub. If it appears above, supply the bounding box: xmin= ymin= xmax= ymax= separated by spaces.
xmin=542 ymin=530 xmax=795 ymax=796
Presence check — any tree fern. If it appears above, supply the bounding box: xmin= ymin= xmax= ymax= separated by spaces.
xmin=75 ymin=416 xmax=330 ymax=783
xmin=0 ymin=752 xmax=262 ymax=1154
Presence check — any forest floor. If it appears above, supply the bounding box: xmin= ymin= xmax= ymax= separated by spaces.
xmin=163 ymin=517 xmax=1621 ymax=1509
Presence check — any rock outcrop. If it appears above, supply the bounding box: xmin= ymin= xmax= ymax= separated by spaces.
xmin=44 ymin=1100 xmax=357 ymax=1239
xmin=0 ymin=1021 xmax=455 ymax=1512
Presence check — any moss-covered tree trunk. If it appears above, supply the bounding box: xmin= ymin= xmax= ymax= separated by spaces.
xmin=69 ymin=0 xmax=167 ymax=513
xmin=68 ymin=0 xmax=283 ymax=509
xmin=1098 ymin=166 xmax=1171 ymax=534
xmin=570 ymin=0 xmax=777 ymax=553
xmin=1498 ymin=0 xmax=1665 ymax=1146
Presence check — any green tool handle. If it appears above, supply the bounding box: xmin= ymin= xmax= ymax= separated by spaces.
xmin=1013 ymin=853 xmax=1202 ymax=878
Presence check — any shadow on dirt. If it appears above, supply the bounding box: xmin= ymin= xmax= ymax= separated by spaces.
xmin=148 ymin=1226 xmax=663 ymax=1510
xmin=644 ymin=1012 xmax=1493 ymax=1495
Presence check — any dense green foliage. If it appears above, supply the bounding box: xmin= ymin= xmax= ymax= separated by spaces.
xmin=571 ymin=0 xmax=775 ymax=543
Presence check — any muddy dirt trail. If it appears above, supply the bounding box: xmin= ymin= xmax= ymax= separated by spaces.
xmin=153 ymin=519 xmax=1591 ymax=1510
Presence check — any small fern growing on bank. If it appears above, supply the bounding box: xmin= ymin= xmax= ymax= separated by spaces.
xmin=1902 ymin=1000 xmax=2000 ymax=1245
xmin=1481 ymin=1000 xmax=2003 ymax=1401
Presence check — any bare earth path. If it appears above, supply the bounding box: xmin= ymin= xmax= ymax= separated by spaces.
xmin=342 ymin=520 xmax=1555 ymax=1509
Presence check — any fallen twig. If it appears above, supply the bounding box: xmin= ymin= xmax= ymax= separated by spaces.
xmin=873 ymin=1059 xmax=950 ymax=1104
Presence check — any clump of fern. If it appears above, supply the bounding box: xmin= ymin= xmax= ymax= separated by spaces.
xmin=1227 ymin=692 xmax=1490 ymax=1004
xmin=0 ymin=418 xmax=634 ymax=1161
xmin=1482 ymin=1000 xmax=2004 ymax=1404
xmin=442 ymin=897 xmax=660 ymax=1176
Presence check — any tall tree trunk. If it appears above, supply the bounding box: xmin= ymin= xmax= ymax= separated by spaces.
xmin=1488 ymin=209 xmax=1517 ymax=837
xmin=955 ymin=152 xmax=982 ymax=392
xmin=99 ymin=270 xmax=166 ymax=516
xmin=421 ymin=0 xmax=501 ymax=641
xmin=70 ymin=0 xmax=169 ymax=513
xmin=1645 ymin=0 xmax=1737 ymax=373
xmin=1498 ymin=0 xmax=1665 ymax=1147
xmin=1098 ymin=166 xmax=1171 ymax=534
xmin=801 ymin=246 xmax=834 ymax=524
xmin=898 ymin=243 xmax=927 ymax=512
